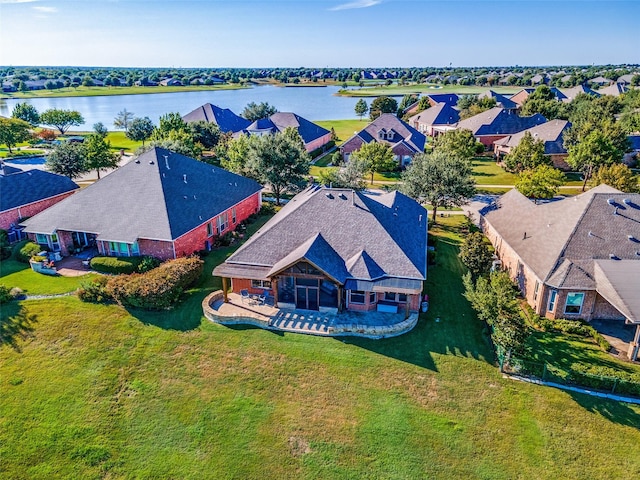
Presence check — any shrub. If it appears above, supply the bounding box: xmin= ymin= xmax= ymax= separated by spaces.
xmin=90 ymin=256 xmax=143 ymax=274
xmin=0 ymin=229 xmax=10 ymax=260
xmin=77 ymin=276 xmax=111 ymax=303
xmin=137 ymin=255 xmax=161 ymax=273
xmin=570 ymin=363 xmax=640 ymax=397
xmin=106 ymin=256 xmax=204 ymax=310
xmin=12 ymin=240 xmax=42 ymax=263
xmin=0 ymin=285 xmax=13 ymax=304
xmin=260 ymin=202 xmax=276 ymax=215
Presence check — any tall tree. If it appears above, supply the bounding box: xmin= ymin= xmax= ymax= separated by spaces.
xmin=432 ymin=129 xmax=482 ymax=161
xmin=126 ymin=117 xmax=154 ymax=146
xmin=245 ymin=128 xmax=310 ymax=205
xmin=590 ymin=163 xmax=639 ymax=193
xmin=0 ymin=118 xmax=32 ymax=154
xmin=188 ymin=121 xmax=222 ymax=150
xmin=354 ymin=99 xmax=368 ymax=120
xmin=39 ymin=109 xmax=84 ymax=134
xmin=113 ymin=108 xmax=134 ymax=132
xmin=92 ymin=122 xmax=108 ymax=138
xmin=520 ymin=85 xmax=567 ymax=119
xmin=84 ymin=132 xmax=119 ymax=179
xmin=241 ymin=101 xmax=278 ymax=121
xmin=515 ymin=165 xmax=565 ymax=203
xmin=459 ymin=232 xmax=493 ymax=280
xmin=350 ymin=142 xmax=396 ymax=184
xmin=46 ymin=141 xmax=88 ymax=179
xmin=402 ymin=151 xmax=476 ymax=223
xmin=503 ymin=131 xmax=549 ymax=172
xmin=11 ymin=102 xmax=39 ymax=126
xmin=219 ymin=134 xmax=251 ymax=174
xmin=369 ymin=96 xmax=398 ymax=120
xmin=397 ymin=94 xmax=419 ymax=116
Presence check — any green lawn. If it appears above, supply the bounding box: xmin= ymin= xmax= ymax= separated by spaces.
xmin=316 ymin=119 xmax=364 ymax=145
xmin=2 ymin=216 xmax=640 ymax=479
xmin=2 ymin=84 xmax=247 ymax=99
xmin=0 ymin=260 xmax=97 ymax=296
xmin=104 ymin=131 xmax=144 ymax=152
xmin=338 ymin=84 xmax=520 ymax=97
xmin=472 ymin=157 xmax=519 ymax=186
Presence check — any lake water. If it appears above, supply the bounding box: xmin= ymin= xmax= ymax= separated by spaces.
xmin=0 ymin=85 xmax=375 ymax=127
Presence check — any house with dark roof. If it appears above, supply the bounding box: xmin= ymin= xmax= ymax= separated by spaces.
xmin=426 ymin=93 xmax=459 ymax=108
xmin=0 ymin=166 xmax=78 ymax=231
xmin=408 ymin=103 xmax=460 ymax=136
xmin=597 ymin=82 xmax=628 ymax=97
xmin=493 ymin=120 xmax=572 ymax=169
xmin=478 ymin=90 xmax=517 ymax=110
xmin=509 ymin=87 xmax=567 ymax=107
xmin=182 ymin=103 xmax=252 ymax=133
xmin=452 ymin=107 xmax=547 ymax=148
xmin=21 ymin=148 xmax=263 ymax=260
xmin=480 ymin=185 xmax=640 ymax=360
xmin=213 ymin=186 xmax=427 ymax=316
xmin=340 ymin=114 xmax=426 ymax=167
xmin=558 ymin=85 xmax=600 ymax=102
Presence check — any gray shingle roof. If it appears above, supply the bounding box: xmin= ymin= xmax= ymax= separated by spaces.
xmin=493 ymin=120 xmax=571 ymax=155
xmin=0 ymin=169 xmax=78 ymax=213
xmin=182 ymin=103 xmax=251 ymax=133
xmin=346 ymin=114 xmax=426 ymax=154
xmin=478 ymin=90 xmax=517 ymax=109
xmin=426 ymin=94 xmax=459 ymax=106
xmin=594 ymin=260 xmax=640 ymax=323
xmin=21 ymin=148 xmax=262 ymax=242
xmin=269 ymin=112 xmax=330 ymax=145
xmin=408 ymin=103 xmax=459 ymax=128
xmin=456 ymin=107 xmax=547 ymax=136
xmin=216 ymin=186 xmax=427 ymax=284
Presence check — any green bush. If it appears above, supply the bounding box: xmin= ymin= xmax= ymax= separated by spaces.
xmin=90 ymin=256 xmax=143 ymax=274
xmin=77 ymin=276 xmax=111 ymax=303
xmin=0 ymin=285 xmax=13 ymax=304
xmin=570 ymin=363 xmax=640 ymax=397
xmin=137 ymin=255 xmax=161 ymax=273
xmin=106 ymin=256 xmax=204 ymax=310
xmin=260 ymin=202 xmax=276 ymax=215
xmin=12 ymin=240 xmax=43 ymax=263
xmin=0 ymin=229 xmax=11 ymax=260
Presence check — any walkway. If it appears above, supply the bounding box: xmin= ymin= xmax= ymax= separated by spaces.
xmin=202 ymin=291 xmax=419 ymax=339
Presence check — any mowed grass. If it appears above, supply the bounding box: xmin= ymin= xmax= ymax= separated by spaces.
xmin=0 ymin=260 xmax=97 ymax=296
xmin=2 ymin=216 xmax=640 ymax=479
xmin=316 ymin=119 xmax=364 ymax=145
xmin=338 ymin=84 xmax=520 ymax=97
xmin=2 ymin=84 xmax=247 ymax=99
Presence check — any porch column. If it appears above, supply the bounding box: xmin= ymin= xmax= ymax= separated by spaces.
xmin=629 ymin=323 xmax=640 ymax=362
xmin=404 ymin=297 xmax=411 ymax=319
xmin=272 ymin=277 xmax=279 ymax=306
xmin=222 ymin=277 xmax=228 ymax=303
xmin=337 ymin=286 xmax=343 ymax=312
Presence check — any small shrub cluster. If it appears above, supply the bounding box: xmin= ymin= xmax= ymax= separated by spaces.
xmin=137 ymin=255 xmax=161 ymax=273
xmin=90 ymin=256 xmax=143 ymax=274
xmin=309 ymin=140 xmax=336 ymax=159
xmin=0 ymin=230 xmax=11 ymax=260
xmin=260 ymin=202 xmax=276 ymax=215
xmin=0 ymin=286 xmax=23 ymax=303
xmin=12 ymin=240 xmax=43 ymax=263
xmin=568 ymin=363 xmax=640 ymax=397
xmin=77 ymin=276 xmax=111 ymax=303
xmin=105 ymin=256 xmax=203 ymax=310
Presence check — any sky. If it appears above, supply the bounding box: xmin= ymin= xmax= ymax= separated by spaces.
xmin=0 ymin=0 xmax=639 ymax=68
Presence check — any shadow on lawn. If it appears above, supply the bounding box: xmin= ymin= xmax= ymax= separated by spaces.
xmin=569 ymin=391 xmax=640 ymax=429
xmin=0 ymin=302 xmax=38 ymax=352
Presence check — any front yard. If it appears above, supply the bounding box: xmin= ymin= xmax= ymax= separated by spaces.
xmin=1 ymin=216 xmax=639 ymax=479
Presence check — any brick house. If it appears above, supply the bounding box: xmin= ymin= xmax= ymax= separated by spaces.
xmin=21 ymin=148 xmax=262 ymax=260
xmin=340 ymin=114 xmax=426 ymax=167
xmin=480 ymin=186 xmax=640 ymax=360
xmin=213 ymin=186 xmax=427 ymax=316
xmin=0 ymin=164 xmax=78 ymax=231
xmin=408 ymin=102 xmax=460 ymax=136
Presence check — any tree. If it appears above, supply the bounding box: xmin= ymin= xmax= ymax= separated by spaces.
xmin=369 ymin=96 xmax=398 ymax=120
xmin=503 ymin=131 xmax=549 ymax=172
xmin=245 ymin=128 xmax=310 ymax=205
xmin=153 ymin=112 xmax=187 ymax=137
xmin=219 ymin=134 xmax=251 ymax=174
xmin=397 ymin=94 xmax=418 ymax=116
xmin=590 ymin=163 xmax=640 ymax=192
xmin=46 ymin=141 xmax=88 ymax=179
xmin=459 ymin=232 xmax=493 ymax=280
xmin=146 ymin=130 xmax=203 ymax=159
xmin=188 ymin=121 xmax=221 ymax=150
xmin=520 ymin=85 xmax=567 ymax=120
xmin=0 ymin=118 xmax=32 ymax=154
xmin=11 ymin=102 xmax=39 ymax=126
xmin=113 ymin=108 xmax=134 ymax=132
xmin=85 ymin=132 xmax=119 ymax=179
xmin=39 ymin=109 xmax=84 ymax=134
xmin=354 ymin=99 xmax=368 ymax=120
xmin=92 ymin=122 xmax=108 ymax=138
xmin=126 ymin=117 xmax=154 ymax=146
xmin=457 ymin=95 xmax=496 ymax=120
xmin=350 ymin=142 xmax=396 ymax=184
xmin=515 ymin=165 xmax=565 ymax=203
xmin=241 ymin=101 xmax=278 ymax=121
xmin=432 ymin=129 xmax=482 ymax=161
xmin=402 ymin=151 xmax=476 ymax=223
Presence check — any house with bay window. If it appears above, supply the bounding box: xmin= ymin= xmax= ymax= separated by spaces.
xmin=213 ymin=185 xmax=427 ymax=317
xmin=480 ymin=185 xmax=640 ymax=360
xmin=21 ymin=148 xmax=262 ymax=260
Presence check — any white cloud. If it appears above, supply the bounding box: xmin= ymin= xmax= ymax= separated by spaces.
xmin=329 ymin=0 xmax=381 ymax=11
xmin=32 ymin=5 xmax=56 ymax=12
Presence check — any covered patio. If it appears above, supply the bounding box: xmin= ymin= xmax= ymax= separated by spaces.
xmin=202 ymin=291 xmax=419 ymax=339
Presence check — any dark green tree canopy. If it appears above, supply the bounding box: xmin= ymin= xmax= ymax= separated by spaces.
xmin=503 ymin=131 xmax=549 ymax=173
xmin=11 ymin=102 xmax=39 ymax=126
xmin=241 ymin=102 xmax=278 ymax=121
xmin=126 ymin=117 xmax=155 ymax=145
xmin=0 ymin=117 xmax=32 ymax=154
xmin=432 ymin=129 xmax=482 ymax=161
xmin=590 ymin=163 xmax=640 ymax=193
xmin=369 ymin=96 xmax=398 ymax=120
xmin=459 ymin=232 xmax=493 ymax=280
xmin=85 ymin=132 xmax=119 ymax=179
xmin=350 ymin=142 xmax=396 ymax=184
xmin=46 ymin=141 xmax=88 ymax=179
xmin=515 ymin=165 xmax=565 ymax=203
xmin=354 ymin=98 xmax=368 ymax=120
xmin=188 ymin=121 xmax=222 ymax=150
xmin=39 ymin=109 xmax=85 ymax=134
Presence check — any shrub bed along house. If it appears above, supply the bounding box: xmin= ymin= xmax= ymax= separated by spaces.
xmin=89 ymin=256 xmax=144 ymax=274
xmin=105 ymin=256 xmax=204 ymax=310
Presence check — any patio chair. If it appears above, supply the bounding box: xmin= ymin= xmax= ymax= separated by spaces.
xmin=240 ymin=289 xmax=251 ymax=304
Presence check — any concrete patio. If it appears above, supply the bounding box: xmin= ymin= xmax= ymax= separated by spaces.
xmin=590 ymin=318 xmax=640 ymax=362
xmin=202 ymin=291 xmax=419 ymax=339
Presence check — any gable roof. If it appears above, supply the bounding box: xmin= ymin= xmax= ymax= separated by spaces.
xmin=216 ymin=186 xmax=427 ymax=284
xmin=478 ymin=90 xmax=517 ymax=109
xmin=426 ymin=93 xmax=459 ymax=107
xmin=408 ymin=102 xmax=459 ymax=127
xmin=347 ymin=114 xmax=426 ymax=154
xmin=559 ymin=85 xmax=600 ymax=102
xmin=493 ymin=120 xmax=571 ymax=155
xmin=21 ymin=148 xmax=262 ymax=242
xmin=455 ymin=107 xmax=547 ymax=136
xmin=597 ymin=83 xmax=628 ymax=97
xmin=269 ymin=112 xmax=331 ymax=145
xmin=182 ymin=103 xmax=251 ymax=133
xmin=0 ymin=169 xmax=78 ymax=213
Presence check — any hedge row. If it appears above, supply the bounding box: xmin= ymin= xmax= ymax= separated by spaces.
xmin=561 ymin=363 xmax=640 ymax=397
xmin=90 ymin=256 xmax=144 ymax=274
xmin=104 ymin=256 xmax=203 ymax=310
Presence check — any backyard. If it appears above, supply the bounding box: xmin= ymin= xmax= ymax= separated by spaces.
xmin=1 ymin=216 xmax=640 ymax=479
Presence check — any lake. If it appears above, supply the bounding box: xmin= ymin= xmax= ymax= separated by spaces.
xmin=0 ymin=85 xmax=377 ymax=127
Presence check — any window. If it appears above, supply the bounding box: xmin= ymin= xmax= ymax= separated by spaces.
xmin=386 ymin=132 xmax=394 ymax=140
xmin=533 ymin=281 xmax=540 ymax=302
xmin=251 ymin=280 xmax=272 ymax=289
xmin=369 ymin=292 xmax=377 ymax=304
xmin=131 ymin=242 xmax=140 ymax=256
xmin=36 ymin=233 xmax=48 ymax=245
xmin=564 ymin=292 xmax=585 ymax=314
xmin=350 ymin=290 xmax=365 ymax=304
xmin=548 ymin=290 xmax=558 ymax=312
xmin=384 ymin=292 xmax=408 ymax=303
xmin=206 ymin=222 xmax=213 ymax=237
xmin=232 ymin=208 xmax=237 ymax=224
xmin=217 ymin=212 xmax=228 ymax=233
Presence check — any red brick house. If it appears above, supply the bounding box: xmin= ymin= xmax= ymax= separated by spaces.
xmin=21 ymin=148 xmax=262 ymax=260
xmin=0 ymin=164 xmax=78 ymax=231
xmin=214 ymin=186 xmax=427 ymax=316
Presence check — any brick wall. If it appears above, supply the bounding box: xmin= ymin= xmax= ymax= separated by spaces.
xmin=305 ymin=133 xmax=332 ymax=153
xmin=478 ymin=134 xmax=509 ymax=148
xmin=138 ymin=238 xmax=175 ymax=260
xmin=230 ymin=278 xmax=270 ymax=295
xmin=550 ymin=154 xmax=570 ymax=170
xmin=1 ymin=191 xmax=76 ymax=230
xmin=340 ymin=136 xmax=365 ymax=159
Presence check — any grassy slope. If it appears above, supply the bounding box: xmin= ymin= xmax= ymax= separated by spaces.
xmin=2 ymin=217 xmax=640 ymax=479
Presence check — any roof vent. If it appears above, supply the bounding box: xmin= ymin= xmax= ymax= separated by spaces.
xmin=164 ymin=155 xmax=170 ymax=170
xmin=135 ymin=159 xmax=140 ymax=164
xmin=149 ymin=160 xmax=154 ymax=165
xmin=326 ymin=193 xmax=334 ymax=199
xmin=607 ymin=198 xmax=615 ymax=205
xmin=623 ymin=198 xmax=632 ymax=206
xmin=609 ymin=253 xmax=619 ymax=260
xmin=339 ymin=193 xmax=347 ymax=200
xmin=183 ymin=195 xmax=187 ymax=199
xmin=614 ymin=207 xmax=619 ymax=215
xmin=588 ymin=231 xmax=594 ymax=237
xmin=183 ymin=174 xmax=187 ymax=183
xmin=628 ymin=235 xmax=638 ymax=243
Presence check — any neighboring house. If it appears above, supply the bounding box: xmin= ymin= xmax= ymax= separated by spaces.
xmin=617 ymin=73 xmax=638 ymax=85
xmin=589 ymin=76 xmax=613 ymax=86
xmin=408 ymin=102 xmax=460 ymax=136
xmin=597 ymin=82 xmax=628 ymax=97
xmin=159 ymin=78 xmax=182 ymax=86
xmin=478 ymin=90 xmax=517 ymax=109
xmin=0 ymin=166 xmax=78 ymax=231
xmin=236 ymin=112 xmax=332 ymax=153
xmin=480 ymin=186 xmax=640 ymax=360
xmin=509 ymin=87 xmax=567 ymax=107
xmin=624 ymin=135 xmax=640 ymax=166
xmin=452 ymin=107 xmax=547 ymax=148
xmin=182 ymin=103 xmax=251 ymax=133
xmin=213 ymin=186 xmax=427 ymax=316
xmin=21 ymin=148 xmax=262 ymax=260
xmin=559 ymin=85 xmax=600 ymax=102
xmin=529 ymin=74 xmax=548 ymax=85
xmin=426 ymin=93 xmax=459 ymax=108
xmin=493 ymin=120 xmax=572 ymax=169
xmin=340 ymin=114 xmax=426 ymax=167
